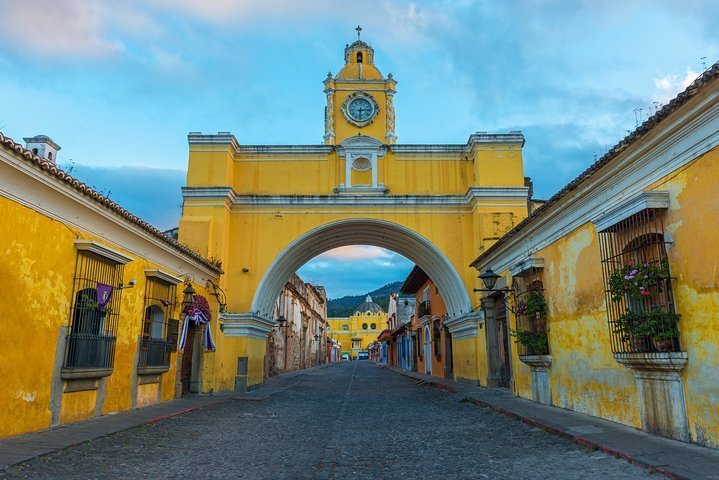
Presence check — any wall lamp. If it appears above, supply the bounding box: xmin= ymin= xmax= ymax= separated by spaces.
xmin=272 ymin=315 xmax=289 ymax=331
xmin=119 ymin=278 xmax=137 ymax=290
xmin=206 ymin=280 xmax=227 ymax=312
xmin=473 ymin=268 xmax=522 ymax=315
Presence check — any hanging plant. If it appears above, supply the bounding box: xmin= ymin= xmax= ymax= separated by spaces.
xmin=608 ymin=260 xmax=669 ymax=302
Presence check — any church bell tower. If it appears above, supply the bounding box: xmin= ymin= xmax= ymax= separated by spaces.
xmin=324 ymin=26 xmax=397 ymax=146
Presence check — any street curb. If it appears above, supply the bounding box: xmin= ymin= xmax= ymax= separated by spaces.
xmin=145 ymin=398 xmax=231 ymax=425
xmin=382 ymin=364 xmax=683 ymax=480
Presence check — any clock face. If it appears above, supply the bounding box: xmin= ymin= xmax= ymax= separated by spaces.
xmin=348 ymin=97 xmax=373 ymax=121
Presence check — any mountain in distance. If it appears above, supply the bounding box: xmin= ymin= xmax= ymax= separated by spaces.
xmin=327 ymin=280 xmax=403 ymax=317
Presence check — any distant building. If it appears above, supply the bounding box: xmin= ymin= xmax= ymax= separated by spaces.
xmin=401 ymin=266 xmax=452 ymax=379
xmin=265 ymin=274 xmax=327 ymax=377
xmin=328 ymin=295 xmax=387 ymax=359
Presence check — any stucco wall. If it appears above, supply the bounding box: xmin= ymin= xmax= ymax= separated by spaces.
xmin=0 ymin=195 xmax=215 ymax=438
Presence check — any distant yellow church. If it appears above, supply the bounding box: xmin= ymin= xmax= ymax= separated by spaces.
xmin=328 ymin=296 xmax=387 ymax=359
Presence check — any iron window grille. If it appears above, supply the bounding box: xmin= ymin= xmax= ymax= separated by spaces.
xmin=598 ymin=208 xmax=680 ymax=356
xmin=139 ymin=277 xmax=179 ymax=370
xmin=418 ymin=300 xmax=431 ymax=318
xmin=64 ymin=251 xmax=124 ymax=370
xmin=514 ymin=280 xmax=550 ymax=357
xmin=433 ymin=319 xmax=442 ymax=359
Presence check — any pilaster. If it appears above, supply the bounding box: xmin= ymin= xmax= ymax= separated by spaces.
xmin=615 ymin=352 xmax=690 ymax=441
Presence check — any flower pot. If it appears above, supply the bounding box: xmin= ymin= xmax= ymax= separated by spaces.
xmin=630 ymin=336 xmax=651 ymax=353
xmin=652 ymin=337 xmax=678 ymax=352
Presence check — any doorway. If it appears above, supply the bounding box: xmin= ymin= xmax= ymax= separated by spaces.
xmin=424 ymin=325 xmax=432 ymax=375
xmin=180 ymin=322 xmax=202 ymax=395
xmin=495 ymin=300 xmax=512 ymax=389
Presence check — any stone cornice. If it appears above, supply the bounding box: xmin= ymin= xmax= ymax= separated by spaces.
xmin=219 ymin=312 xmax=275 ymax=339
xmin=188 ymin=134 xmax=525 ymax=157
xmin=74 ymin=239 xmax=134 ymax=265
xmin=614 ymin=352 xmax=688 ymax=372
xmin=592 ymin=190 xmax=670 ymax=232
xmin=188 ymin=132 xmax=239 ymax=151
xmin=510 ymin=257 xmax=544 ymax=276
xmin=468 ymin=131 xmax=525 ymax=149
xmin=443 ymin=311 xmax=483 ymax=339
xmin=236 ymin=145 xmax=334 ymax=155
xmin=181 ymin=186 xmax=529 ymax=207
xmin=144 ymin=268 xmax=184 ymax=285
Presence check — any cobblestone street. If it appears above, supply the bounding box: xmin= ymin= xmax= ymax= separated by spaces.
xmin=1 ymin=362 xmax=655 ymax=479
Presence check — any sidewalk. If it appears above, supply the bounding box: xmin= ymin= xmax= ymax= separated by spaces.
xmin=382 ymin=364 xmax=719 ymax=480
xmin=0 ymin=363 xmax=335 ymax=470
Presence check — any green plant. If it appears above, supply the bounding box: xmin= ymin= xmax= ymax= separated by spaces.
xmin=511 ymin=329 xmax=548 ymax=354
xmin=79 ymin=293 xmax=99 ymax=310
xmin=516 ymin=290 xmax=548 ymax=318
xmin=608 ymin=260 xmax=669 ymax=303
xmin=613 ymin=310 xmax=679 ymax=342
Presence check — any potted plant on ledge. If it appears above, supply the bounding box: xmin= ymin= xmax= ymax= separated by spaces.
xmin=614 ymin=310 xmax=680 ymax=353
xmin=608 ymin=260 xmax=680 ymax=353
xmin=513 ymin=290 xmax=550 ymax=356
xmin=511 ymin=329 xmax=549 ymax=356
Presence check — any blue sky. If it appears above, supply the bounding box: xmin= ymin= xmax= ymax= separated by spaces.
xmin=1 ymin=0 xmax=717 ymax=298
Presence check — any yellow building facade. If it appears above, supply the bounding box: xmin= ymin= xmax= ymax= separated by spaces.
xmin=471 ymin=64 xmax=719 ymax=448
xmin=0 ymin=133 xmax=222 ymax=438
xmin=179 ymin=32 xmax=531 ymax=391
xmin=328 ymin=296 xmax=387 ymax=358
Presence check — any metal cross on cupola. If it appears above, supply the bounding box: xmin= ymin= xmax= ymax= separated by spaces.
xmin=355 ymin=25 xmax=362 ymax=40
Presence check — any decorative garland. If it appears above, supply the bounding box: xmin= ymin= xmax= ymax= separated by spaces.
xmin=178 ymin=294 xmax=216 ymax=351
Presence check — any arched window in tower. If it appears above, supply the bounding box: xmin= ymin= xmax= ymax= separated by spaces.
xmin=357 ymin=52 xmax=363 ymax=63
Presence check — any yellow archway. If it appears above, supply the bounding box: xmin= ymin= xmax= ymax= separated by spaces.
xmin=250 ymin=218 xmax=472 ymax=319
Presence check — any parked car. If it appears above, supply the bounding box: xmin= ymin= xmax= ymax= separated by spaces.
xmin=357 ymin=351 xmax=369 ymax=360
xmin=341 ymin=353 xmax=350 ymax=361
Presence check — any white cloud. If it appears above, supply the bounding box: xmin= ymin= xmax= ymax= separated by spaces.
xmin=653 ymin=69 xmax=700 ymax=105
xmin=314 ymin=245 xmax=393 ymax=262
xmin=0 ymin=0 xmax=123 ymax=57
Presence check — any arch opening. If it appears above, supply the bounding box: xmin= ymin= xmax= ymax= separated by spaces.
xmin=251 ymin=219 xmax=472 ymax=321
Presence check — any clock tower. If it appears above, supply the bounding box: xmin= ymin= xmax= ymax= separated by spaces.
xmin=323 ymin=27 xmax=397 ymax=145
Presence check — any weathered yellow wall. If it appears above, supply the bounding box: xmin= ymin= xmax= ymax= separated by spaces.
xmin=452 ymin=337 xmax=479 ymax=384
xmin=136 ymin=384 xmax=159 ymax=408
xmin=59 ymin=390 xmax=96 ymax=425
xmin=0 ymin=197 xmax=74 ymax=437
xmin=505 ymin=224 xmax=641 ymax=427
xmin=0 ymin=195 xmax=215 ymax=438
xmin=655 ymin=147 xmax=719 ymax=447
xmin=497 ymin=145 xmax=719 ymax=447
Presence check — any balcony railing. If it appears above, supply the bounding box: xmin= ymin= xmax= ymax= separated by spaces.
xmin=65 ymin=333 xmax=117 ymax=370
xmin=418 ymin=301 xmax=431 ymax=318
xmin=138 ymin=338 xmax=173 ymax=369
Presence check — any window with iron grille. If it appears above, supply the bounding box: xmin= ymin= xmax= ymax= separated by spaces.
xmin=433 ymin=320 xmax=442 ymax=359
xmin=64 ymin=251 xmax=124 ymax=371
xmin=598 ymin=208 xmax=680 ymax=356
xmin=138 ymin=276 xmax=178 ymax=370
xmin=514 ymin=280 xmax=549 ymax=357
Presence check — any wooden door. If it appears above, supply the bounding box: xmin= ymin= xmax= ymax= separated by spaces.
xmin=180 ymin=323 xmax=196 ymax=395
xmin=496 ymin=301 xmax=512 ymax=389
